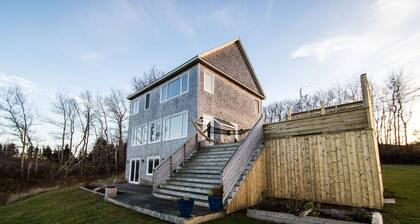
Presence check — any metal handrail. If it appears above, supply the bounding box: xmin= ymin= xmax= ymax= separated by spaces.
xmin=152 ymin=133 xmax=199 ymax=191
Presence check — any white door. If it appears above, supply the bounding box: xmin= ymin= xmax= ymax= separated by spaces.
xmin=129 ymin=158 xmax=140 ymax=184
xmin=202 ymin=114 xmax=214 ymax=144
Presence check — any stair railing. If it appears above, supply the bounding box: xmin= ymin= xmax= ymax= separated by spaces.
xmin=152 ymin=133 xmax=199 ymax=191
xmin=221 ymin=116 xmax=264 ymax=203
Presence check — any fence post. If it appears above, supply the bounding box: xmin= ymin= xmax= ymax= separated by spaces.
xmin=183 ymin=144 xmax=186 ymax=163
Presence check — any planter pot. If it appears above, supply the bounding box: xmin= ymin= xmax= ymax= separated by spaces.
xmin=178 ymin=198 xmax=194 ymax=218
xmin=208 ymin=196 xmax=223 ymax=212
xmin=105 ymin=186 xmax=117 ymax=198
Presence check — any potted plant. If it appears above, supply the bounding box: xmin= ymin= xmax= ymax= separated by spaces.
xmin=208 ymin=185 xmax=223 ymax=212
xmin=178 ymin=195 xmax=194 ymax=218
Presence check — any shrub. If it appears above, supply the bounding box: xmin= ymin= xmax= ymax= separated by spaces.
xmin=379 ymin=144 xmax=420 ymax=164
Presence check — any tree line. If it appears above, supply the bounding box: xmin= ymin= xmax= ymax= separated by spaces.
xmin=263 ymin=71 xmax=420 ymax=146
xmin=0 ymin=66 xmax=163 ymax=182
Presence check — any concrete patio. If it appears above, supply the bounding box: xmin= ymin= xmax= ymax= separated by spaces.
xmin=81 ymin=183 xmax=224 ymax=224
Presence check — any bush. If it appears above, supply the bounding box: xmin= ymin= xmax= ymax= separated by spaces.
xmin=379 ymin=144 xmax=420 ymax=164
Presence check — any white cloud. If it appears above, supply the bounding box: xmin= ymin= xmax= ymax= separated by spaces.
xmin=0 ymin=73 xmax=39 ymax=92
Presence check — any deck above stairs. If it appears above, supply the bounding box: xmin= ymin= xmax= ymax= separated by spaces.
xmin=153 ymin=142 xmax=240 ymax=207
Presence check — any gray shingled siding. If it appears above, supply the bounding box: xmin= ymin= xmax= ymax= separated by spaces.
xmin=125 ymin=65 xmax=198 ymax=184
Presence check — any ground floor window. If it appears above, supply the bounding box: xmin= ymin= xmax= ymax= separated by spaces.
xmin=146 ymin=156 xmax=160 ymax=175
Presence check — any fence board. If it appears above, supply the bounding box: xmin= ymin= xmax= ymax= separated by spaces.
xmin=264 ymin=129 xmax=383 ymax=209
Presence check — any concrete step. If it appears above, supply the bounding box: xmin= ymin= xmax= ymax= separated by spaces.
xmin=200 ymin=143 xmax=241 ymax=150
xmin=165 ymin=180 xmax=218 ymax=189
xmin=177 ymin=173 xmax=221 ymax=179
xmin=196 ymin=148 xmax=237 ymax=154
xmin=170 ymin=176 xmax=221 ymax=184
xmin=179 ymin=169 xmax=221 ymax=174
xmin=192 ymin=154 xmax=232 ymax=159
xmin=192 ymin=157 xmax=229 ymax=162
xmin=160 ymin=184 xmax=211 ymax=195
xmin=182 ymin=165 xmax=221 ymax=170
xmin=155 ymin=188 xmax=208 ymax=201
xmin=153 ymin=192 xmax=209 ymax=207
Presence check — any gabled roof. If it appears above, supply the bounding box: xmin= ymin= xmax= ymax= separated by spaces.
xmin=127 ymin=38 xmax=265 ymax=100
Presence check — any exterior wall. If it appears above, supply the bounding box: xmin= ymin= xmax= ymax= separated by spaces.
xmin=202 ymin=42 xmax=260 ymax=94
xmin=125 ymin=65 xmax=199 ymax=184
xmin=197 ymin=63 xmax=262 ymax=134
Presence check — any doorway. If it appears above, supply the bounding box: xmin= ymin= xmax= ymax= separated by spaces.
xmin=129 ymin=158 xmax=140 ymax=184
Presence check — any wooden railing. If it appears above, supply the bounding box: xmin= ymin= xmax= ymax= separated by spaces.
xmin=221 ymin=116 xmax=264 ymax=203
xmin=152 ymin=133 xmax=199 ymax=191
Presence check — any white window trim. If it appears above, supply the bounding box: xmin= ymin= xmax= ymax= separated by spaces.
xmin=132 ymin=123 xmax=148 ymax=146
xmin=146 ymin=156 xmax=160 ymax=176
xmin=160 ymin=72 xmax=189 ymax=103
xmin=131 ymin=99 xmax=140 ymax=115
xmin=144 ymin=93 xmax=151 ymax=110
xmin=128 ymin=158 xmax=140 ymax=184
xmin=204 ymin=70 xmax=214 ymax=94
xmin=163 ymin=110 xmax=188 ymax=141
xmin=148 ymin=119 xmax=162 ymax=144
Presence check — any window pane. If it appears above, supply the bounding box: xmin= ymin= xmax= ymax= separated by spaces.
xmin=135 ymin=160 xmax=139 ymax=181
xmin=182 ymin=112 xmax=187 ymax=136
xmin=161 ymin=85 xmax=167 ymax=101
xmin=163 ymin=118 xmax=170 ymax=140
xmin=136 ymin=127 xmax=142 ymax=145
xmin=130 ymin=160 xmax=135 ymax=181
xmin=148 ymin=159 xmax=153 ymax=174
xmin=168 ymin=78 xmax=181 ymax=99
xmin=170 ymin=114 xmax=183 ymax=139
xmin=154 ymin=159 xmax=160 ymax=168
xmin=150 ymin=121 xmax=161 ymax=142
xmin=145 ymin=94 xmax=150 ymax=109
xmin=204 ymin=73 xmax=213 ymax=93
xmin=181 ymin=75 xmax=188 ymax=93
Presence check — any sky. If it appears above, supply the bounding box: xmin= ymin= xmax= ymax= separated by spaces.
xmin=0 ymin=0 xmax=419 ymax=145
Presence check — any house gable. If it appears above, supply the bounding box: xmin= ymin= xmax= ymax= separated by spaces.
xmin=200 ymin=39 xmax=265 ymax=98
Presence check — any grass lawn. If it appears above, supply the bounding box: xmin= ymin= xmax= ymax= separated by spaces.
xmin=381 ymin=165 xmax=420 ymax=224
xmin=0 ymin=165 xmax=418 ymax=224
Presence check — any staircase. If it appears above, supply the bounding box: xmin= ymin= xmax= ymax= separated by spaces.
xmin=153 ymin=142 xmax=240 ymax=207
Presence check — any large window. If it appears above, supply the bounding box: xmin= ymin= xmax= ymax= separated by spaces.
xmin=160 ymin=72 xmax=189 ymax=102
xmin=163 ymin=111 xmax=188 ymax=141
xmin=146 ymin=156 xmax=160 ymax=175
xmin=131 ymin=100 xmax=140 ymax=115
xmin=204 ymin=70 xmax=214 ymax=94
xmin=149 ymin=119 xmax=162 ymax=143
xmin=132 ymin=124 xmax=148 ymax=146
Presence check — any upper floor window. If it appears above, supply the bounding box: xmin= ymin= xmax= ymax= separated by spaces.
xmin=131 ymin=100 xmax=140 ymax=115
xmin=132 ymin=124 xmax=148 ymax=146
xmin=255 ymin=99 xmax=260 ymax=114
xmin=204 ymin=70 xmax=214 ymax=94
xmin=145 ymin=93 xmax=150 ymax=110
xmin=160 ymin=72 xmax=189 ymax=102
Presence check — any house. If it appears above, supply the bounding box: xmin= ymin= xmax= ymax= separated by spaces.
xmin=125 ymin=38 xmax=265 ymax=189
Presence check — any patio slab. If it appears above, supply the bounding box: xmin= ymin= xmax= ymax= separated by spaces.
xmin=82 ymin=183 xmax=224 ymax=224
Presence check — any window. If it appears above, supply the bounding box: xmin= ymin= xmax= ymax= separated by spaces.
xmin=160 ymin=72 xmax=189 ymax=102
xmin=163 ymin=111 xmax=188 ymax=141
xmin=149 ymin=119 xmax=162 ymax=143
xmin=145 ymin=93 xmax=150 ymax=110
xmin=131 ymin=100 xmax=140 ymax=115
xmin=129 ymin=159 xmax=140 ymax=184
xmin=255 ymin=99 xmax=260 ymax=114
xmin=132 ymin=124 xmax=148 ymax=146
xmin=146 ymin=156 xmax=160 ymax=175
xmin=204 ymin=70 xmax=214 ymax=94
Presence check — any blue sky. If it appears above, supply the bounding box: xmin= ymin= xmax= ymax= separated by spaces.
xmin=1 ymin=0 xmax=419 ymax=145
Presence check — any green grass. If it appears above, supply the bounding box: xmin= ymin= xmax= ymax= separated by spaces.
xmin=0 ymin=165 xmax=419 ymax=224
xmin=381 ymin=165 xmax=420 ymax=224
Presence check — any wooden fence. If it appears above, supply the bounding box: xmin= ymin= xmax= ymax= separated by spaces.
xmin=227 ymin=74 xmax=383 ymax=212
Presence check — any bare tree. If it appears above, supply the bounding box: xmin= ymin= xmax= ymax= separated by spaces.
xmin=0 ymin=86 xmax=37 ymax=178
xmin=132 ymin=65 xmax=165 ymax=91
xmin=77 ymin=90 xmax=94 ymax=177
xmin=49 ymin=91 xmax=70 ymax=165
xmin=105 ymin=89 xmax=129 ymax=177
